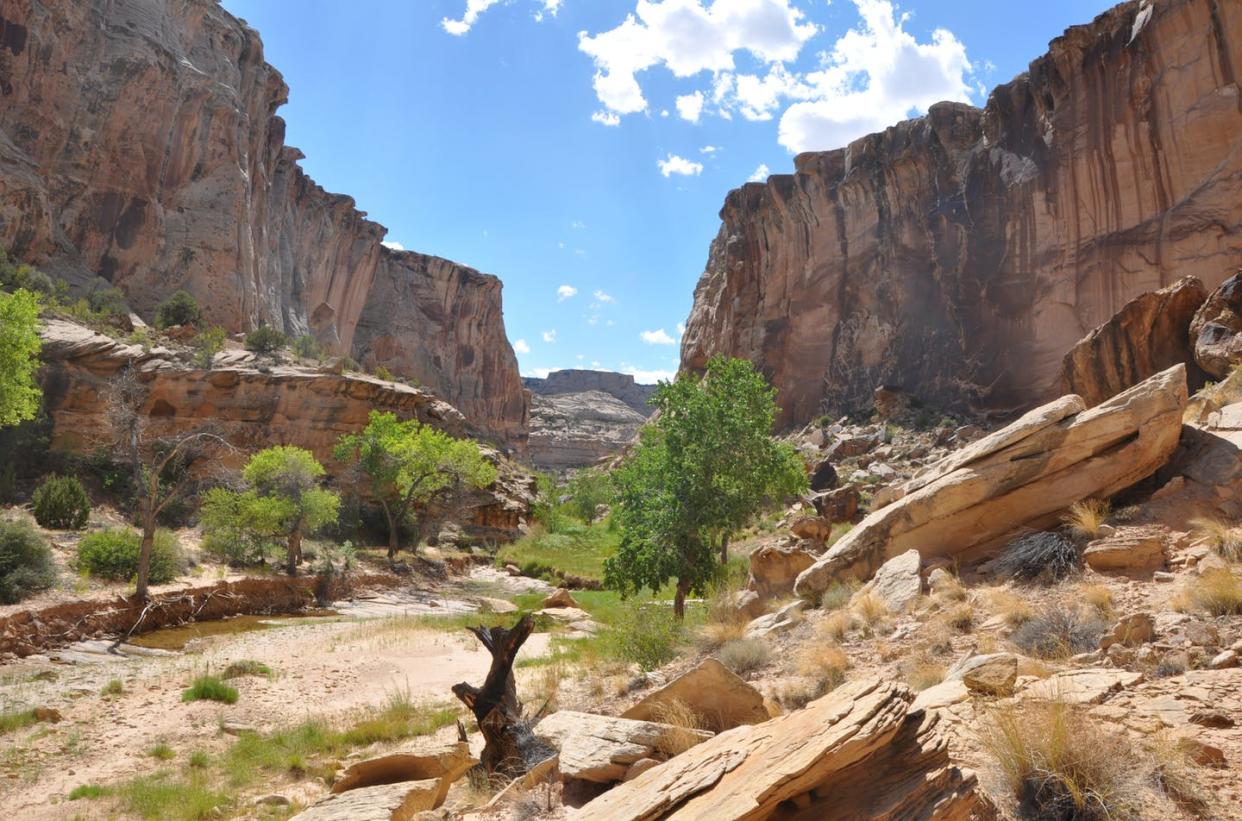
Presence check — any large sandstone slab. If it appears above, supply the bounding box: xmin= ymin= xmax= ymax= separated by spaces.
xmin=534 ymin=711 xmax=712 ymax=784
xmin=621 ymin=658 xmax=769 ymax=733
xmin=290 ymin=780 xmax=440 ymax=821
xmin=795 ymin=366 xmax=1187 ymax=597
xmin=578 ymin=679 xmax=983 ymax=821
xmin=330 ymin=741 xmax=475 ymax=806
xmin=745 ymin=539 xmax=819 ymax=599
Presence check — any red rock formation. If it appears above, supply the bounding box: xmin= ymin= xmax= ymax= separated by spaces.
xmin=0 ymin=0 xmax=526 ymax=446
xmin=681 ymin=0 xmax=1242 ymax=429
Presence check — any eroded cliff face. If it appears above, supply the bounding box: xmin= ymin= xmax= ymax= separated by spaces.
xmin=681 ymin=0 xmax=1242 ymax=429
xmin=0 ymin=0 xmax=526 ymax=446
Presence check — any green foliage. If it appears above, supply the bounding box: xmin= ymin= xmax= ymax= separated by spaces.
xmin=153 ymin=289 xmax=202 ymax=329
xmin=495 ymin=519 xmax=620 ymax=581
xmin=243 ymin=325 xmax=287 ymax=356
xmin=76 ymin=527 xmax=182 ymax=584
xmin=181 ymin=674 xmax=238 ymax=704
xmin=605 ymin=357 xmax=806 ymax=614
xmin=374 ymin=364 xmax=395 ymax=382
xmin=68 ymin=784 xmax=108 ymax=800
xmin=0 ymin=288 xmax=43 ymax=427
xmin=201 ymin=446 xmax=339 ymax=573
xmin=334 ymin=411 xmax=498 ymax=552
xmin=604 ymin=602 xmax=686 ymax=670
xmin=222 ymin=660 xmax=273 ymax=679
xmin=0 ymin=708 xmax=39 ymax=735
xmin=101 ymin=678 xmax=125 ymax=696
xmin=149 ymin=742 xmax=175 ymax=760
xmin=31 ymin=474 xmax=91 ymax=529
xmin=113 ymin=771 xmax=231 ymax=820
xmin=565 ymin=469 xmax=614 ymax=523
xmin=189 ymin=326 xmax=226 ymax=368
xmin=0 ymin=520 xmax=57 ymax=604
xmin=291 ymin=334 xmax=323 ymax=360
xmin=0 ymin=412 xmax=52 ymax=501
xmin=0 ymin=249 xmax=56 ymax=296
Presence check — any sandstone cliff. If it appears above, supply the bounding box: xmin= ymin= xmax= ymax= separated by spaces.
xmin=0 ymin=0 xmax=527 ymax=446
xmin=522 ymin=370 xmax=656 ymax=472
xmin=681 ymin=0 xmax=1242 ymax=428
xmin=523 ymin=370 xmax=657 ymax=417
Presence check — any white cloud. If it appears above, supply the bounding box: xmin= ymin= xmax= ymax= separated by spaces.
xmin=592 ymin=110 xmax=622 ymax=127
xmin=571 ymin=220 xmax=586 ymax=229
xmin=556 ymin=284 xmax=578 ymax=301
xmin=593 ymin=289 xmax=615 ymax=303
xmin=381 ymin=240 xmax=405 ymax=251
xmin=542 ymin=329 xmax=558 ymax=343
xmin=441 ymin=0 xmax=503 ymax=35
xmin=534 ymin=0 xmax=563 ymax=22
xmin=640 ymin=328 xmax=677 ymax=345
xmin=657 ymin=154 xmax=703 ymax=177
xmin=676 ymin=91 xmax=705 ymax=123
xmin=526 ymin=366 xmax=557 ymax=378
xmin=676 ymin=321 xmax=686 ymax=335
xmin=699 ymin=145 xmax=719 ymax=154
xmin=620 ymin=362 xmax=677 ymax=384
xmin=513 ymin=338 xmax=531 ymax=354
xmin=747 ymin=163 xmax=770 ymax=182
xmin=578 ymin=0 xmax=817 ymax=121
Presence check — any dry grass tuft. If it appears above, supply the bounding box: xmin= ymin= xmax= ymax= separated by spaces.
xmin=697 ymin=619 xmax=747 ymax=651
xmin=986 ymin=589 xmax=1035 ymax=628
xmin=977 ymin=699 xmax=1202 ymax=820
xmin=941 ymin=603 xmax=975 ymax=632
xmin=1064 ymin=498 xmax=1111 ymax=539
xmin=651 ymin=699 xmax=706 ymax=757
xmin=852 ymin=591 xmax=889 ymax=626
xmin=931 ymin=573 xmax=968 ymax=603
xmin=1009 ymin=604 xmax=1107 ymax=660
xmin=795 ymin=645 xmax=849 ymax=693
xmin=1189 ymin=517 xmax=1242 ymax=561
xmin=717 ymin=638 xmax=771 ymax=675
xmin=819 ymin=581 xmax=857 ymax=612
xmin=1078 ymin=583 xmax=1114 ymax=617
xmin=1179 ymin=567 xmax=1242 ymax=616
xmin=818 ymin=610 xmax=856 ymax=642
xmin=902 ymin=655 xmax=946 ymax=691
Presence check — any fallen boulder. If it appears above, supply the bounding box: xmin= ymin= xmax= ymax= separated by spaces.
xmin=534 ymin=711 xmax=712 ymax=784
xmin=795 ymin=366 xmax=1187 ymax=598
xmin=290 ymin=780 xmax=440 ymax=821
xmin=577 ymin=679 xmax=984 ymax=820
xmin=743 ymin=600 xmax=804 ymax=639
xmin=745 ymin=539 xmax=820 ymax=599
xmin=621 ymin=658 xmax=769 ymax=733
xmin=1098 ymin=613 xmax=1155 ymax=651
xmin=811 ymin=484 xmax=860 ymax=523
xmin=1083 ymin=526 xmax=1168 ymax=573
xmin=861 ymin=549 xmax=923 ymax=613
xmin=1191 ymin=272 xmax=1242 ymax=379
xmin=946 ymin=653 xmax=1017 ymax=696
xmin=330 ymin=741 xmax=475 ymax=806
xmin=543 ymin=588 xmax=580 ymax=609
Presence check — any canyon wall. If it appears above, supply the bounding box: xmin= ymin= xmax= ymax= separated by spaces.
xmin=681 ymin=0 xmax=1242 ymax=429
xmin=0 ymin=0 xmax=526 ymax=446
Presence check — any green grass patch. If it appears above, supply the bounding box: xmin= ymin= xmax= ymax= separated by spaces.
xmin=182 ymin=675 xmax=239 ymax=705
xmin=495 ymin=520 xmax=620 ymax=581
xmin=101 ymin=678 xmax=125 ymax=696
xmin=0 ymin=708 xmax=39 ymax=735
xmin=68 ymin=783 xmax=108 ymax=800
xmin=114 ymin=771 xmax=232 ymax=820
xmin=149 ymin=742 xmax=175 ymax=760
xmin=221 ymin=660 xmax=273 ymax=679
xmin=187 ymin=750 xmax=211 ymax=769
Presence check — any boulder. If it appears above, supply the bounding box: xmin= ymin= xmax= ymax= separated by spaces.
xmin=861 ymin=549 xmax=922 ymax=613
xmin=796 ymin=366 xmax=1187 ymax=598
xmin=543 ymin=588 xmax=580 ymax=609
xmin=731 ymin=589 xmax=766 ymax=621
xmin=789 ymin=516 xmax=834 ymax=542
xmin=1084 ymin=526 xmax=1168 ymax=573
xmin=1098 ymin=613 xmax=1155 ymax=651
xmin=947 ymin=653 xmax=1018 ymax=696
xmin=534 ymin=711 xmax=712 ymax=784
xmin=743 ymin=600 xmax=804 ymax=639
xmin=808 ymin=457 xmax=838 ymax=492
xmin=1060 ymin=276 xmax=1207 ymax=406
xmin=331 ymin=742 xmax=475 ymax=805
xmin=621 ymin=658 xmax=769 ymax=733
xmin=290 ymin=780 xmax=441 ymax=821
xmin=1191 ymin=272 xmax=1242 ymax=379
xmin=810 ymin=485 xmax=860 ymax=523
xmin=873 ymin=385 xmax=910 ymax=419
xmin=745 ymin=540 xmax=819 ymax=599
xmin=1210 ymin=650 xmax=1239 ymax=669
xmin=577 ymin=679 xmax=984 ymax=820
xmin=1021 ymin=669 xmax=1144 ymax=705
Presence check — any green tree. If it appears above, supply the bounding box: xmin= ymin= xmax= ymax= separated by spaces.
xmin=604 ymin=356 xmax=806 ymax=619
xmin=565 ymin=469 xmax=614 ymax=524
xmin=203 ymin=446 xmax=340 ymax=575
xmin=0 ymin=288 xmax=43 ymax=427
xmin=334 ymin=411 xmax=498 ymax=558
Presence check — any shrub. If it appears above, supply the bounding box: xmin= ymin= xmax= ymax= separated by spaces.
xmin=243 ymin=325 xmax=287 ymax=356
xmin=32 ymin=474 xmax=91 ymax=529
xmin=852 ymin=591 xmax=889 ymax=626
xmin=717 ymin=638 xmax=771 ymax=674
xmin=153 ymin=290 xmax=201 ymax=329
xmin=149 ymin=742 xmax=175 ymax=760
xmin=222 ymin=660 xmax=273 ymax=679
xmin=68 ymin=784 xmax=108 ymax=801
xmin=182 ymin=675 xmax=238 ymax=704
xmin=1010 ymin=604 xmax=1107 ymax=659
xmin=291 ymin=334 xmax=323 ymax=360
xmin=0 ymin=520 xmax=57 ymax=603
xmin=565 ymin=469 xmax=615 ymax=524
xmin=796 ymin=644 xmax=849 ymax=693
xmin=101 ymin=678 xmax=124 ymax=697
xmin=606 ymin=603 xmax=684 ymax=671
xmin=189 ymin=326 xmax=226 ymax=368
xmin=986 ymin=589 xmax=1034 ymax=628
xmin=942 ymin=603 xmax=975 ymax=632
xmin=76 ymin=528 xmax=182 ymax=584
xmin=1064 ymin=498 xmax=1110 ymax=539
xmin=819 ymin=582 xmax=854 ymax=612
xmin=902 ymin=655 xmax=946 ymax=691
xmin=992 ymin=531 xmax=1079 ymax=583
xmin=1079 ymin=583 xmax=1114 ymax=616
xmin=818 ymin=610 xmax=855 ymax=642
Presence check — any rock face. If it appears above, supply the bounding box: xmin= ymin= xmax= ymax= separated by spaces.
xmin=681 ymin=0 xmax=1242 ymax=429
xmin=795 ymin=366 xmax=1187 ymax=597
xmin=534 ymin=711 xmax=712 ymax=785
xmin=578 ymin=679 xmax=983 ymax=821
xmin=526 ymin=390 xmax=647 ymax=473
xmin=524 ymin=370 xmax=657 ymax=417
xmin=1190 ymin=272 xmax=1242 ymax=379
xmin=622 ymin=658 xmax=769 ymax=734
xmin=38 ymin=319 xmax=534 ymax=541
xmin=1060 ymin=277 xmax=1208 ymax=406
xmin=0 ymin=0 xmax=526 ymax=446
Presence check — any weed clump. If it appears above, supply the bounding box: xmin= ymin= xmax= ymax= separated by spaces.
xmin=1010 ymin=604 xmax=1107 ymax=659
xmin=717 ymin=638 xmax=771 ymax=674
xmin=1064 ymin=498 xmax=1111 ymax=539
xmin=1189 ymin=517 xmax=1242 ymax=561
xmin=182 ymin=675 xmax=239 ymax=705
xmin=993 ymin=531 xmax=1080 ymax=583
xmin=221 ymin=660 xmax=273 ymax=680
xmin=605 ymin=603 xmax=685 ymax=671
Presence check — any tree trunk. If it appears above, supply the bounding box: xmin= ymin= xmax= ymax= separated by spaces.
xmin=451 ymin=615 xmax=554 ymax=776
xmin=719 ymin=532 xmax=730 ymax=565
xmin=134 ymin=514 xmax=156 ymax=600
xmin=384 ymin=505 xmax=399 ymax=560
xmin=286 ymin=526 xmax=302 ymax=576
xmin=674 ymin=576 xmax=691 ymax=620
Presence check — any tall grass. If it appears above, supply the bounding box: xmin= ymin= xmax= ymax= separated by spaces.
xmin=1189 ymin=517 xmax=1242 ymax=561
xmin=1064 ymin=499 xmax=1110 ymax=539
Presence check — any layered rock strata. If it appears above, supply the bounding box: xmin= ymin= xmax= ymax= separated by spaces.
xmin=0 ymin=0 xmax=526 ymax=445
xmin=526 ymin=390 xmax=647 ymax=473
xmin=681 ymin=0 xmax=1242 ymax=428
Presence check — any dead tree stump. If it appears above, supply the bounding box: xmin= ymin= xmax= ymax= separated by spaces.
xmin=452 ymin=614 xmax=554 ymax=776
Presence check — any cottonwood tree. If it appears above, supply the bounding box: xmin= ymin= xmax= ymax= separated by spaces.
xmin=106 ymin=366 xmax=229 ymax=598
xmin=0 ymin=288 xmax=43 ymax=428
xmin=604 ymin=356 xmax=806 ymax=619
xmin=202 ymin=446 xmax=339 ymax=575
xmin=334 ymin=411 xmax=498 ymax=558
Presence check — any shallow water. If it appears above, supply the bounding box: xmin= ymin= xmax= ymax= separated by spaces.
xmin=127 ymin=610 xmax=339 ymax=651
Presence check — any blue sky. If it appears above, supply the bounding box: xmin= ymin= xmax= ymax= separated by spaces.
xmin=221 ymin=0 xmax=1112 ymax=382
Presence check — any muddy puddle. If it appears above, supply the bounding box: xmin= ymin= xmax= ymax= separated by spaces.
xmin=127 ymin=610 xmax=340 ymax=651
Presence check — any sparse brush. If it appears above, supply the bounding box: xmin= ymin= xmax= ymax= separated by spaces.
xmin=993 ymin=531 xmax=1080 ymax=583
xmin=819 ymin=582 xmax=856 ymax=612
xmin=182 ymin=675 xmax=239 ymax=705
xmin=818 ymin=610 xmax=856 ymax=642
xmin=795 ymin=645 xmax=849 ymax=695
xmin=697 ymin=619 xmax=748 ymax=650
xmin=1064 ymin=498 xmax=1111 ymax=539
xmin=526 ymin=665 xmax=563 ymax=717
xmin=852 ymin=591 xmax=889 ymax=626
xmin=942 ymin=603 xmax=974 ymax=632
xmin=717 ymin=638 xmax=771 ymax=675
xmin=148 ymin=742 xmax=175 ymax=760
xmin=987 ymin=589 xmax=1035 ymax=628
xmin=902 ymin=656 xmax=946 ymax=691
xmin=1182 ymin=567 xmax=1242 ymax=616
xmin=101 ymin=678 xmax=124 ymax=697
xmin=652 ymin=699 xmax=706 ymax=756
xmin=222 ymin=660 xmax=273 ymax=679
xmin=775 ymin=679 xmax=823 ymax=711
xmin=931 ymin=574 xmax=968 ymax=603
xmin=1009 ymin=604 xmax=1108 ymax=660
xmin=1078 ymin=583 xmax=1114 ymax=616
xmin=1189 ymin=517 xmax=1242 ymax=561
xmin=977 ymin=699 xmax=1196 ymax=820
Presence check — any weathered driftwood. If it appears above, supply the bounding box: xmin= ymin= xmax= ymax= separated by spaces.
xmin=451 ymin=614 xmax=554 ymax=776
